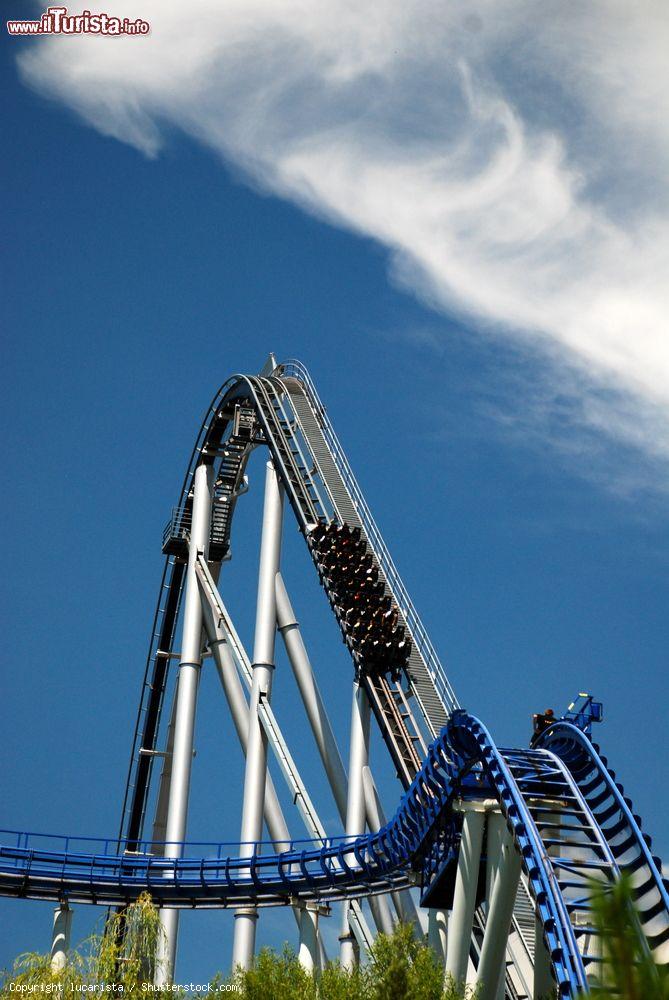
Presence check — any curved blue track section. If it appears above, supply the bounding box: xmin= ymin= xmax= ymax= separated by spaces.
xmin=538 ymin=722 xmax=669 ymax=965
xmin=3 ymin=713 xmax=667 ymax=995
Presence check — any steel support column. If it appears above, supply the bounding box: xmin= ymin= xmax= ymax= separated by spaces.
xmin=476 ymin=824 xmax=522 ymax=1000
xmin=50 ymin=905 xmax=72 ymax=971
xmin=445 ymin=804 xmax=485 ymax=985
xmin=428 ymin=909 xmax=448 ymax=964
xmin=151 ymin=693 xmax=177 ymax=845
xmin=340 ymin=681 xmax=371 ymax=970
xmin=298 ymin=903 xmax=320 ymax=973
xmin=533 ymin=917 xmax=554 ymax=999
xmin=485 ymin=809 xmax=508 ymax=999
xmin=361 ymin=764 xmax=424 ymax=933
xmin=275 ymin=573 xmax=348 ymax=819
xmin=369 ymin=892 xmax=395 ymax=938
xmin=232 ymin=461 xmax=283 ymax=971
xmin=206 ymin=629 xmax=289 ymax=847
xmin=276 ymin=578 xmax=398 ymax=940
xmin=205 ymin=615 xmax=325 ymax=967
xmin=157 ymin=462 xmax=214 ymax=983
xmin=198 ymin=569 xmax=333 ymax=967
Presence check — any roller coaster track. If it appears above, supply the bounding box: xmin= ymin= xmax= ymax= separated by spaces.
xmin=1 ymin=712 xmax=666 ymax=996
xmin=2 ymin=360 xmax=667 ymax=998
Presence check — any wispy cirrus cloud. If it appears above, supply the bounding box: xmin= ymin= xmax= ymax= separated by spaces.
xmin=17 ymin=0 xmax=669 ymax=481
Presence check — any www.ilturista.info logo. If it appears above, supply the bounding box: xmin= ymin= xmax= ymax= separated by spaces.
xmin=7 ymin=7 xmax=150 ymax=35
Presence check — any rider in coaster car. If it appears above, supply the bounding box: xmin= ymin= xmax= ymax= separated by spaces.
xmin=532 ymin=708 xmax=555 ymax=738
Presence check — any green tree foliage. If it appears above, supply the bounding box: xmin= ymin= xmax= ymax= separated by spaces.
xmin=0 ymin=894 xmax=165 ymax=998
xmin=0 ymin=943 xmax=89 ymax=998
xmin=231 ymin=922 xmax=477 ymax=999
xmin=97 ymin=893 xmax=164 ymax=988
xmin=14 ymin=882 xmax=669 ymax=1000
xmin=585 ymin=874 xmax=669 ymax=1000
xmin=366 ymin=922 xmax=452 ymax=1000
xmin=0 ymin=907 xmax=480 ymax=1000
xmin=230 ymin=945 xmax=317 ymax=1000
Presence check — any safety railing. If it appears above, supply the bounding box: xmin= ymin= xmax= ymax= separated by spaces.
xmin=0 ymin=829 xmax=384 ymax=860
xmin=162 ymin=502 xmax=230 ymax=559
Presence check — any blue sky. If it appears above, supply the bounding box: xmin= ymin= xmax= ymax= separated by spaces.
xmin=2 ymin=1 xmax=668 ymax=982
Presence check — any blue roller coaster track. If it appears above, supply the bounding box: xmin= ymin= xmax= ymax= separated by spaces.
xmin=2 ymin=360 xmax=667 ymax=998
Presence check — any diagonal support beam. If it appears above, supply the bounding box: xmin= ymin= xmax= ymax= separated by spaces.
xmin=476 ymin=823 xmax=522 ymax=1000
xmin=197 ymin=555 xmax=327 ymax=841
xmin=361 ymin=765 xmax=424 ymax=934
xmin=275 ymin=573 xmax=348 ymax=819
xmin=195 ymin=552 xmax=375 ymax=956
xmin=276 ymin=573 xmax=406 ymax=942
xmin=200 ymin=588 xmax=328 ymax=968
xmin=232 ymin=461 xmax=283 ymax=971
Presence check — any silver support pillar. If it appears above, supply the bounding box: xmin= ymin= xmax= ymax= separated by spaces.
xmin=151 ymin=692 xmax=178 ymax=845
xmin=152 ymin=560 xmax=222 ymax=847
xmin=275 ymin=573 xmax=348 ymax=819
xmin=206 ymin=629 xmax=290 ymax=848
xmin=361 ymin=765 xmax=423 ymax=933
xmin=485 ymin=810 xmax=508 ymax=1000
xmin=199 ymin=571 xmax=334 ymax=966
xmin=486 ymin=810 xmax=506 ymax=902
xmin=428 ymin=909 xmax=448 ymax=964
xmin=50 ymin=905 xmax=72 ymax=971
xmin=340 ymin=681 xmax=370 ymax=970
xmin=232 ymin=461 xmax=283 ymax=971
xmin=476 ymin=825 xmax=522 ymax=1000
xmin=276 ymin=576 xmax=396 ymax=941
xmin=445 ymin=804 xmax=485 ymax=985
xmin=205 ymin=613 xmax=323 ymax=966
xmin=533 ymin=917 xmax=554 ymax=999
xmin=298 ymin=903 xmax=320 ymax=973
xmin=157 ymin=462 xmax=214 ymax=984
xmin=370 ymin=892 xmax=395 ymax=938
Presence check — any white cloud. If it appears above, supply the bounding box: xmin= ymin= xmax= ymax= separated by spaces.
xmin=18 ymin=0 xmax=669 ymax=476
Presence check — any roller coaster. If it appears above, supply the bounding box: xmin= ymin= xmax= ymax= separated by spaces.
xmin=2 ymin=358 xmax=668 ymax=999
